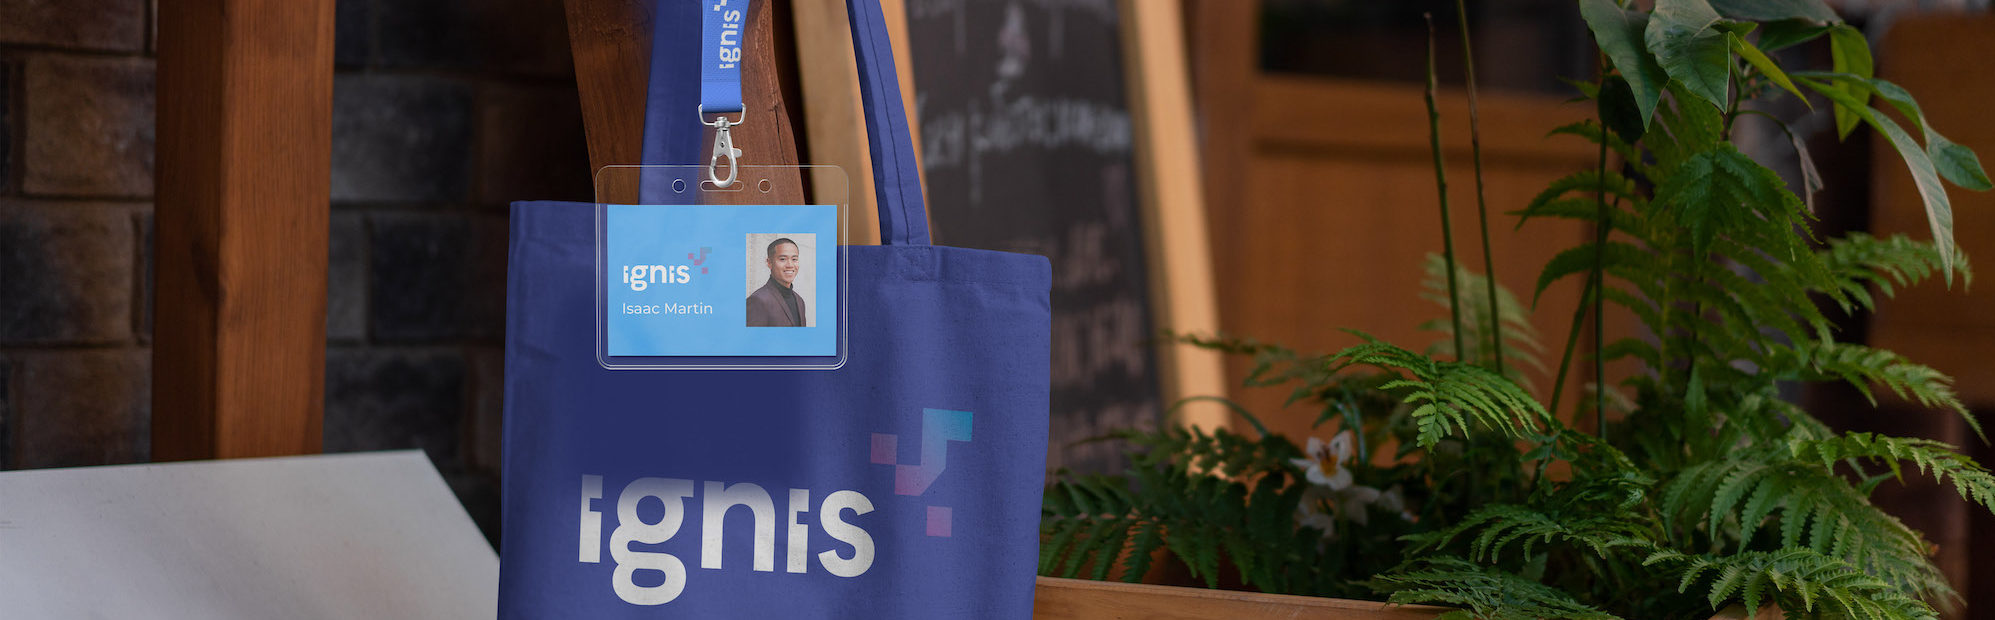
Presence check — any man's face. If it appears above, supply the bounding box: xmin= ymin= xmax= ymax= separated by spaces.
xmin=768 ymin=242 xmax=800 ymax=286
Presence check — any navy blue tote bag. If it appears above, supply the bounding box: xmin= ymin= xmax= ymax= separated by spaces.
xmin=497 ymin=1 xmax=1051 ymax=617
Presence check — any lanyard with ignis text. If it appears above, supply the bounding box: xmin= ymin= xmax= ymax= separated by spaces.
xmin=701 ymin=0 xmax=749 ymax=187
xmin=591 ymin=0 xmax=853 ymax=371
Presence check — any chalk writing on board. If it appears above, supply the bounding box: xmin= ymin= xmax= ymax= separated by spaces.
xmin=905 ymin=0 xmax=1162 ymax=474
xmin=917 ymin=97 xmax=1132 ymax=206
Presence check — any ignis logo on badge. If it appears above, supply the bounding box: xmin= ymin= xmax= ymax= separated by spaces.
xmin=620 ymin=264 xmax=692 ymax=291
xmin=579 ymin=476 xmax=877 ymax=606
xmin=621 ymin=247 xmax=709 ymax=291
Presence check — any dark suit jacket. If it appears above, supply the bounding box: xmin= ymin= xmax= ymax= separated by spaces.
xmin=746 ymin=278 xmax=806 ymax=327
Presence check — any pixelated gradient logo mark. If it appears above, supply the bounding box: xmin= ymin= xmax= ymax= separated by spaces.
xmin=869 ymin=408 xmax=972 ymax=537
xmin=688 ymin=246 xmax=712 ymax=274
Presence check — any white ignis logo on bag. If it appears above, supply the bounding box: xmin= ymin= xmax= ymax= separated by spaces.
xmin=711 ymin=1 xmax=743 ymax=69
xmin=578 ymin=476 xmax=876 ymax=606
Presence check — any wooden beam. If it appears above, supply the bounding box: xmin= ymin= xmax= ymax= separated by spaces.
xmin=567 ymin=0 xmax=805 ymax=206
xmin=563 ymin=0 xmax=653 ymax=177
xmin=790 ymin=0 xmax=927 ymax=244
xmin=1118 ymin=0 xmax=1227 ymax=432
xmin=153 ymin=0 xmax=334 ymax=460
xmin=878 ymin=0 xmax=924 ymax=176
xmin=711 ymin=0 xmax=805 ymax=207
xmin=792 ymin=0 xmax=880 ymax=243
xmin=563 ymin=0 xmax=650 ymax=205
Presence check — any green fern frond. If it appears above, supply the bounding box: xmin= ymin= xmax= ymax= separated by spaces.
xmin=1644 ymin=548 xmax=1938 ymax=620
xmin=1787 ymin=433 xmax=1995 ymax=512
xmin=1373 ymin=557 xmax=1621 ymax=620
xmin=1767 ymin=341 xmax=1979 ymax=438
xmin=1509 ymin=198 xmax=1654 ymax=246
xmin=1819 ymin=233 xmax=1969 ymax=313
xmin=1121 ymin=424 xmax=1306 ymax=480
xmin=1041 ymin=450 xmax=1357 ymax=595
xmin=1174 ymin=334 xmax=1329 ymax=391
xmin=1328 ymin=333 xmax=1549 ymax=447
xmin=1526 ymin=169 xmax=1646 ymax=213
xmin=1531 ymin=241 xmax=1665 ymax=308
xmin=1545 ymin=120 xmax=1651 ymax=179
xmin=1041 ymin=471 xmax=1217 ymax=585
xmin=1413 ymin=435 xmax=1654 ymax=566
xmin=1174 ymin=333 xmax=1415 ymax=440
xmin=1660 ymin=457 xmax=1949 ymax=599
xmin=1648 ymin=82 xmax=1727 ymax=172
xmin=1413 ymin=503 xmax=1650 ymax=564
xmin=1419 ymin=254 xmax=1548 ymax=383
xmin=1652 ymin=145 xmax=1814 ymax=262
xmin=1599 ymin=336 xmax=1662 ymax=370
xmin=1515 ymin=168 xmax=1649 ymax=234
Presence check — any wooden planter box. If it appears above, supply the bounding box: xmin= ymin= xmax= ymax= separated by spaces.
xmin=1031 ymin=577 xmax=1446 ymax=619
xmin=1030 ymin=576 xmax=1775 ymax=620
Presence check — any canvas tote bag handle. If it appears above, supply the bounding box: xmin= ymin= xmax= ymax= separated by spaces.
xmin=844 ymin=0 xmax=933 ymax=246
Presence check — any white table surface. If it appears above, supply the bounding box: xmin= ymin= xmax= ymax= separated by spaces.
xmin=0 ymin=450 xmax=498 ymax=619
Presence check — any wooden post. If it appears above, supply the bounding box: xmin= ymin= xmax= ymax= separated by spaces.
xmin=1119 ymin=0 xmax=1228 ymax=432
xmin=153 ymin=0 xmax=335 ymax=460
xmin=714 ymin=0 xmax=807 ymax=207
xmin=563 ymin=0 xmax=655 ymax=178
xmin=1183 ymin=0 xmax=1258 ymax=434
xmin=762 ymin=0 xmax=931 ymax=243
xmin=1185 ymin=0 xmax=1259 ymax=231
xmin=792 ymin=0 xmax=881 ymax=243
xmin=565 ymin=0 xmax=805 ymax=206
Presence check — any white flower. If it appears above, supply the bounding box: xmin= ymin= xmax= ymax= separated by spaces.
xmin=1296 ymin=485 xmax=1337 ymax=540
xmin=1290 ymin=430 xmax=1357 ymax=490
xmin=1377 ymin=484 xmax=1418 ymax=523
xmin=1329 ymin=484 xmax=1383 ymax=526
xmin=1290 ymin=431 xmax=1417 ymax=531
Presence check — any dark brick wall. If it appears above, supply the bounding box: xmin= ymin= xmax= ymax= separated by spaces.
xmin=22 ymin=55 xmax=154 ymax=197
xmin=324 ymin=0 xmax=589 ymax=544
xmin=1 ymin=59 xmax=13 ymax=194
xmin=0 ymin=0 xmax=146 ymax=53
xmin=0 ymin=0 xmax=154 ymax=474
xmin=0 ymin=0 xmax=592 ymax=545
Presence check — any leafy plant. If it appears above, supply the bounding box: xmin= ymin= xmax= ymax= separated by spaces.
xmin=1038 ymin=0 xmax=1993 ymax=618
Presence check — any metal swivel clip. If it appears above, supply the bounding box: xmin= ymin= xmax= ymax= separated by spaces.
xmin=702 ymin=107 xmax=746 ymax=188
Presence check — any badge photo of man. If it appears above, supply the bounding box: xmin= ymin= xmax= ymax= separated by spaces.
xmin=746 ymin=236 xmax=808 ymax=327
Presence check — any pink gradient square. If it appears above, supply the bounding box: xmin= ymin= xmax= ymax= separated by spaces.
xmin=870 ymin=433 xmax=897 ymax=465
xmin=926 ymin=506 xmax=952 ymax=537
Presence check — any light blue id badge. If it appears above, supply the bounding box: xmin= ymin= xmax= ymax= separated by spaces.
xmin=594 ymin=165 xmax=849 ymax=370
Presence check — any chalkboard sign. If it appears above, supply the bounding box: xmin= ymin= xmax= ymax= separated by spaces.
xmin=903 ymin=0 xmax=1161 ymax=474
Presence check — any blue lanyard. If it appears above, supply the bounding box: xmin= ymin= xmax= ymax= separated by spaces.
xmin=700 ymin=0 xmax=749 ymax=185
xmin=700 ymin=0 xmax=748 ymax=116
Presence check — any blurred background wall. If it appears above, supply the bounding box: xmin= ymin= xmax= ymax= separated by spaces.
xmin=0 ymin=0 xmax=590 ymax=542
xmin=1 ymin=1 xmax=1991 ymax=600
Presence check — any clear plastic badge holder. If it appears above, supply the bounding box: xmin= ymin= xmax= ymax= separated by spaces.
xmin=594 ymin=165 xmax=850 ymax=370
